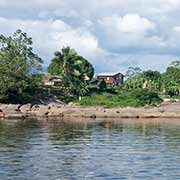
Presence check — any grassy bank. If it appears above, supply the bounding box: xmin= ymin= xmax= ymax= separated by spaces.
xmin=79 ymin=89 xmax=162 ymax=108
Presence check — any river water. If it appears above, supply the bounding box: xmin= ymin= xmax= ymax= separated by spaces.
xmin=0 ymin=118 xmax=180 ymax=180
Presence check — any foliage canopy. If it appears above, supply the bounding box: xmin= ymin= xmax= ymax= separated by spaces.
xmin=48 ymin=47 xmax=94 ymax=96
xmin=0 ymin=29 xmax=43 ymax=101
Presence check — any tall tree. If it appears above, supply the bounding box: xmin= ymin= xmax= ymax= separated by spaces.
xmin=140 ymin=70 xmax=161 ymax=90
xmin=48 ymin=47 xmax=94 ymax=96
xmin=169 ymin=60 xmax=180 ymax=68
xmin=126 ymin=67 xmax=142 ymax=78
xmin=0 ymin=29 xmax=43 ymax=101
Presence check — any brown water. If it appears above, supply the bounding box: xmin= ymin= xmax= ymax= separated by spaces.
xmin=0 ymin=118 xmax=180 ymax=180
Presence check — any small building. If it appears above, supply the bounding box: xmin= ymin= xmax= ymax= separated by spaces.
xmin=97 ymin=72 xmax=124 ymax=86
xmin=43 ymin=75 xmax=63 ymax=86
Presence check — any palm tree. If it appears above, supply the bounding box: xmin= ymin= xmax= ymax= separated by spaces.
xmin=48 ymin=47 xmax=94 ymax=97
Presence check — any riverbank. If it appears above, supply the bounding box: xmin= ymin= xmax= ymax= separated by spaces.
xmin=1 ymin=101 xmax=180 ymax=119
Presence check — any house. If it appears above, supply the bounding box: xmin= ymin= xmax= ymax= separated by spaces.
xmin=43 ymin=75 xmax=63 ymax=86
xmin=97 ymin=72 xmax=124 ymax=86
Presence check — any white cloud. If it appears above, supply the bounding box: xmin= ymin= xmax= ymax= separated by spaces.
xmin=0 ymin=0 xmax=64 ymax=8
xmin=0 ymin=0 xmax=180 ymax=72
xmin=100 ymin=14 xmax=156 ymax=34
xmin=0 ymin=17 xmax=100 ymax=66
xmin=173 ymin=26 xmax=180 ymax=32
xmin=98 ymin=14 xmax=167 ymax=55
xmin=50 ymin=30 xmax=99 ymax=59
xmin=119 ymin=14 xmax=155 ymax=33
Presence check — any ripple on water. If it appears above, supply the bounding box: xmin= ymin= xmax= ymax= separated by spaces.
xmin=0 ymin=118 xmax=180 ymax=180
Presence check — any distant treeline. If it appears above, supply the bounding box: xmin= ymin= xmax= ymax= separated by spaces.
xmin=0 ymin=30 xmax=179 ymax=106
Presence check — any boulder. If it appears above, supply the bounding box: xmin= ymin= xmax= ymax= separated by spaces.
xmin=31 ymin=105 xmax=40 ymax=111
xmin=19 ymin=104 xmax=32 ymax=113
xmin=31 ymin=105 xmax=49 ymax=117
xmin=67 ymin=102 xmax=79 ymax=107
xmin=48 ymin=102 xmax=63 ymax=108
xmin=4 ymin=113 xmax=25 ymax=119
xmin=163 ymin=98 xmax=176 ymax=103
xmin=0 ymin=109 xmax=4 ymax=118
xmin=47 ymin=110 xmax=64 ymax=117
xmin=0 ymin=104 xmax=21 ymax=112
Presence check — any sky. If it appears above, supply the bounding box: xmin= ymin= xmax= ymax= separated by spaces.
xmin=0 ymin=0 xmax=180 ymax=73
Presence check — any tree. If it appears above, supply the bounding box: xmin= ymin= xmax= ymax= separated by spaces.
xmin=124 ymin=69 xmax=162 ymax=91
xmin=125 ymin=67 xmax=142 ymax=79
xmin=142 ymin=70 xmax=161 ymax=81
xmin=162 ymin=61 xmax=180 ymax=88
xmin=124 ymin=76 xmax=145 ymax=89
xmin=0 ymin=29 xmax=43 ymax=101
xmin=169 ymin=60 xmax=180 ymax=68
xmin=161 ymin=66 xmax=180 ymax=95
xmin=48 ymin=47 xmax=94 ymax=97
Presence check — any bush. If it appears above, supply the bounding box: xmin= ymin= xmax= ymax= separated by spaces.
xmin=165 ymin=87 xmax=179 ymax=97
xmin=79 ymin=89 xmax=162 ymax=108
xmin=132 ymin=89 xmax=162 ymax=106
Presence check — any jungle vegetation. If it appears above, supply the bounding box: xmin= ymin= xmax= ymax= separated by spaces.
xmin=0 ymin=30 xmax=180 ymax=107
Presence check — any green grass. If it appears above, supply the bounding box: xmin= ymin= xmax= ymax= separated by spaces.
xmin=79 ymin=93 xmax=142 ymax=108
xmin=79 ymin=89 xmax=162 ymax=108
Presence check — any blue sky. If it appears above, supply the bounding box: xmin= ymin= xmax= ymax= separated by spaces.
xmin=0 ymin=0 xmax=180 ymax=73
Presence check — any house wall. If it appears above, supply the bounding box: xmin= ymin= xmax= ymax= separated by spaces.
xmin=114 ymin=74 xmax=124 ymax=84
xmin=97 ymin=76 xmax=116 ymax=85
xmin=97 ymin=74 xmax=124 ymax=85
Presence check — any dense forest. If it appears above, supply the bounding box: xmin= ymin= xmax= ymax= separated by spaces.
xmin=0 ymin=30 xmax=180 ymax=107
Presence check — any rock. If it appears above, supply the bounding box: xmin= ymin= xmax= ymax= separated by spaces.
xmin=68 ymin=102 xmax=74 ymax=106
xmin=0 ymin=104 xmax=24 ymax=119
xmin=163 ymin=98 xmax=176 ymax=103
xmin=0 ymin=111 xmax=4 ymax=118
xmin=0 ymin=104 xmax=21 ymax=112
xmin=4 ymin=113 xmax=25 ymax=119
xmin=31 ymin=110 xmax=49 ymax=117
xmin=174 ymin=99 xmax=180 ymax=102
xmin=31 ymin=105 xmax=40 ymax=111
xmin=67 ymin=102 xmax=79 ymax=107
xmin=90 ymin=114 xmax=96 ymax=119
xmin=2 ymin=104 xmax=22 ymax=118
xmin=30 ymin=105 xmax=49 ymax=117
xmin=48 ymin=110 xmax=64 ymax=117
xmin=144 ymin=105 xmax=152 ymax=109
xmin=158 ymin=109 xmax=165 ymax=113
xmin=52 ymin=99 xmax=65 ymax=104
xmin=19 ymin=104 xmax=32 ymax=113
xmin=48 ymin=102 xmax=63 ymax=108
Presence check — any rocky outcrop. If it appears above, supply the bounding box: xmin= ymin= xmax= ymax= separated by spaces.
xmin=0 ymin=104 xmax=24 ymax=119
xmin=0 ymin=102 xmax=180 ymax=119
xmin=19 ymin=104 xmax=32 ymax=113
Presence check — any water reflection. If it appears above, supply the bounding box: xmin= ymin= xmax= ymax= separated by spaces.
xmin=0 ymin=118 xmax=180 ymax=180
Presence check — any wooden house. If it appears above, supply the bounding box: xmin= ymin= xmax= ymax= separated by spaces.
xmin=97 ymin=72 xmax=124 ymax=86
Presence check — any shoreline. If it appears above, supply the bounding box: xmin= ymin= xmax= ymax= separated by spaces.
xmin=1 ymin=102 xmax=180 ymax=119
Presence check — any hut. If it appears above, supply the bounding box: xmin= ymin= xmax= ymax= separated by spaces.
xmin=97 ymin=72 xmax=124 ymax=86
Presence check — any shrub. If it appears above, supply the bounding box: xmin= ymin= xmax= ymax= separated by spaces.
xmin=165 ymin=87 xmax=179 ymax=97
xmin=132 ymin=89 xmax=162 ymax=106
xmin=79 ymin=89 xmax=162 ymax=108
